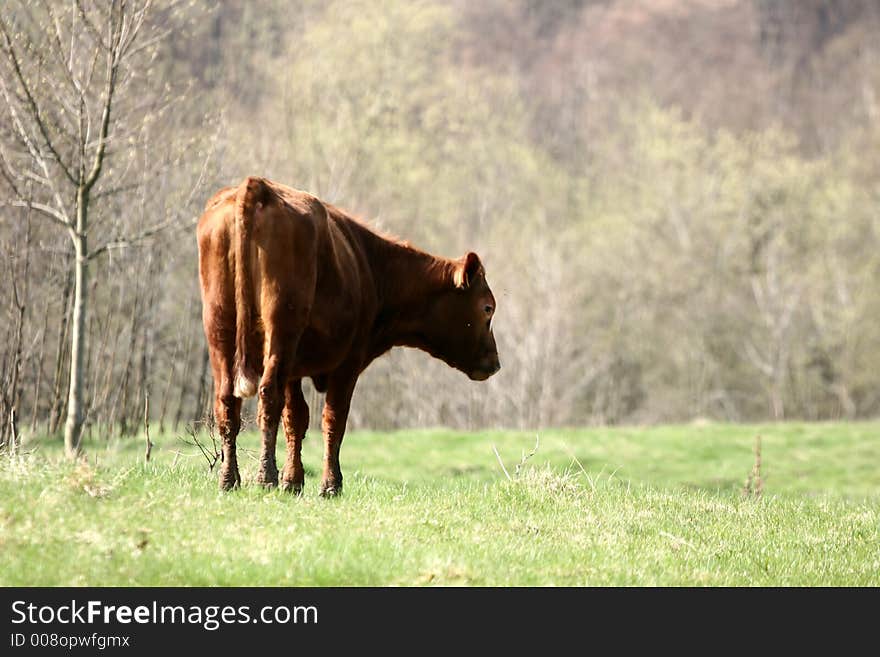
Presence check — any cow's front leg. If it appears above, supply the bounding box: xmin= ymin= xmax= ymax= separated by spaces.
xmin=320 ymin=371 xmax=358 ymax=497
xmin=281 ymin=378 xmax=308 ymax=494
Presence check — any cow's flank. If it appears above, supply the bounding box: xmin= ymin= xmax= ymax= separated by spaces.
xmin=197 ymin=177 xmax=500 ymax=495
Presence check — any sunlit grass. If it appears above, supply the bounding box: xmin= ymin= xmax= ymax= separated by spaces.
xmin=1 ymin=423 xmax=878 ymax=585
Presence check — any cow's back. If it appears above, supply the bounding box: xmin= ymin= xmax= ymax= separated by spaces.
xmin=197 ymin=179 xmax=377 ymax=385
xmin=254 ymin=182 xmax=375 ymax=358
xmin=288 ymin=192 xmax=378 ymax=374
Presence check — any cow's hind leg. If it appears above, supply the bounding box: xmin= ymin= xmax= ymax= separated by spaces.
xmin=256 ymin=309 xmax=307 ymax=488
xmin=203 ymin=282 xmax=241 ymax=490
xmin=281 ymin=378 xmax=309 ymax=494
xmin=211 ymin=359 xmax=242 ymax=491
xmin=216 ymin=386 xmax=242 ymax=490
xmin=253 ymin=215 xmax=316 ymax=489
xmin=255 ymin=344 xmax=283 ymax=488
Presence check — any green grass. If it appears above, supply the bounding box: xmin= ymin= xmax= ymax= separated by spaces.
xmin=1 ymin=422 xmax=879 ymax=585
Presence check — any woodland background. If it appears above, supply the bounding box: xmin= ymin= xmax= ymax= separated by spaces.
xmin=1 ymin=0 xmax=879 ymax=450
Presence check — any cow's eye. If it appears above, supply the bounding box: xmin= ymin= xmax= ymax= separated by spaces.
xmin=484 ymin=305 xmax=494 ymax=316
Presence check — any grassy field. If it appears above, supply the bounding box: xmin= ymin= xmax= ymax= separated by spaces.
xmin=1 ymin=422 xmax=878 ymax=586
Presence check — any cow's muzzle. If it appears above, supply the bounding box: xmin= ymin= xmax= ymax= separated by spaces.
xmin=469 ymin=355 xmax=501 ymax=381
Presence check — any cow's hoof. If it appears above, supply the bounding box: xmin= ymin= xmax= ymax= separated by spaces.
xmin=319 ymin=482 xmax=342 ymax=498
xmin=219 ymin=468 xmax=241 ymax=491
xmin=281 ymin=479 xmax=304 ymax=495
xmin=256 ymin=466 xmax=279 ymax=489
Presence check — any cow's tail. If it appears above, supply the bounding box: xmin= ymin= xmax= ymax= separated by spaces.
xmin=232 ymin=176 xmax=267 ymax=399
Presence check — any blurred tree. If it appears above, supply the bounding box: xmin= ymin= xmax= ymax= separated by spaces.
xmin=3 ymin=0 xmax=880 ymax=436
xmin=0 ymin=0 xmax=206 ymax=453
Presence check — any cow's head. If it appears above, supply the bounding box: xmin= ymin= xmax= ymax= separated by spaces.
xmin=422 ymin=252 xmax=500 ymax=381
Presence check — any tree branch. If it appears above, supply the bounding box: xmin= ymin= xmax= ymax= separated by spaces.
xmin=0 ymin=52 xmax=72 ymax=219
xmin=86 ymin=213 xmax=195 ymax=260
xmin=0 ymin=15 xmax=77 ymax=186
xmin=1 ymin=198 xmax=72 ymax=231
xmin=91 ymin=180 xmax=141 ymax=200
xmin=74 ymin=0 xmax=111 ymax=51
xmin=83 ymin=12 xmax=120 ymax=191
xmin=117 ymin=0 xmax=154 ymax=60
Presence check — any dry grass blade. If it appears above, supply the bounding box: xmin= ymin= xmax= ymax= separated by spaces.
xmin=491 ymin=443 xmax=511 ymax=481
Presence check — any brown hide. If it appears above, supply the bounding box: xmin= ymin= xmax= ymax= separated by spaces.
xmin=197 ymin=176 xmax=499 ymax=494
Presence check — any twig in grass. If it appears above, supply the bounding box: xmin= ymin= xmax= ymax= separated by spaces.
xmin=143 ymin=393 xmax=153 ymax=463
xmin=742 ymin=435 xmax=763 ymax=498
xmin=178 ymin=422 xmax=221 ymax=472
xmin=493 ymin=435 xmax=541 ymax=481
xmin=514 ymin=435 xmax=540 ymax=477
xmin=201 ymin=414 xmax=222 ymax=466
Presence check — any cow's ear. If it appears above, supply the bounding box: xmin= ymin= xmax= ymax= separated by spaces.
xmin=454 ymin=252 xmax=483 ymax=289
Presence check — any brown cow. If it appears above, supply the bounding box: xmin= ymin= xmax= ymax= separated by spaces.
xmin=197 ymin=177 xmax=500 ymax=495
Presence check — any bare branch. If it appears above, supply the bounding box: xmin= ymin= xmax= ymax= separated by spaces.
xmin=0 ymin=15 xmax=77 ymax=185
xmin=120 ymin=0 xmax=156 ymax=53
xmin=83 ymin=8 xmax=121 ymax=191
xmin=0 ymin=141 xmax=25 ymax=196
xmin=21 ymin=170 xmax=51 ymax=188
xmin=0 ymin=74 xmax=48 ymax=172
xmin=91 ymin=181 xmax=141 ymax=200
xmin=1 ymin=198 xmax=71 ymax=230
xmin=43 ymin=1 xmax=86 ymax=105
xmin=0 ymin=51 xmax=72 ymax=218
xmin=86 ymin=213 xmax=195 ymax=260
xmin=74 ymin=0 xmax=111 ymax=51
xmin=178 ymin=423 xmax=220 ymax=472
xmin=122 ymin=27 xmax=169 ymax=62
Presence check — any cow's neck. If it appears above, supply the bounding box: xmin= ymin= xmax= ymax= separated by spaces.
xmin=362 ymin=229 xmax=456 ymax=353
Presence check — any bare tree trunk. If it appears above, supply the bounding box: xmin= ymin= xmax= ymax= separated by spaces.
xmin=94 ymin=286 xmax=125 ymax=431
xmin=1 ymin=1 xmax=192 ymax=445
xmin=116 ymin=282 xmax=142 ymax=437
xmin=81 ymin=273 xmax=100 ymax=437
xmin=173 ymin=326 xmax=195 ymax=431
xmin=64 ymin=194 xmax=88 ymax=457
xmin=134 ymin=323 xmax=149 ymax=434
xmin=0 ymin=303 xmax=24 ymax=450
xmin=30 ymin=308 xmax=49 ymax=433
xmin=193 ymin=344 xmax=210 ymax=424
xmin=2 ymin=204 xmax=31 ymax=449
xmin=9 ymin=408 xmax=19 ymax=455
xmin=134 ymin=252 xmax=156 ymax=435
xmin=158 ymin=327 xmax=182 ymax=433
xmin=143 ymin=392 xmax=152 ymax=462
xmin=7 ymin=221 xmax=30 ymax=436
xmin=49 ymin=272 xmax=73 ymax=435
xmin=86 ymin=264 xmax=111 ymax=433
